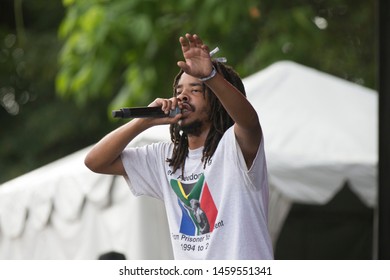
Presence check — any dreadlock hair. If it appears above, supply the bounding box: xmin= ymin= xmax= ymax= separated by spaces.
xmin=166 ymin=60 xmax=247 ymax=175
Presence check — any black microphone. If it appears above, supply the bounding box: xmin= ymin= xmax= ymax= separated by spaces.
xmin=112 ymin=106 xmax=181 ymax=118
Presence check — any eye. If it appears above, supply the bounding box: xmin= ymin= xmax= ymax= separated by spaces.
xmin=191 ymin=88 xmax=203 ymax=94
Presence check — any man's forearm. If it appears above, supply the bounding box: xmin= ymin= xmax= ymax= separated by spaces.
xmin=84 ymin=118 xmax=153 ymax=175
xmin=204 ymin=73 xmax=260 ymax=131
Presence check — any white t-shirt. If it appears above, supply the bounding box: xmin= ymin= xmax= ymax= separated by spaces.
xmin=121 ymin=126 xmax=274 ymax=259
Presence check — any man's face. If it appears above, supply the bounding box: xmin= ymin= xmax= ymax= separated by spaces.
xmin=175 ymin=73 xmax=211 ymax=136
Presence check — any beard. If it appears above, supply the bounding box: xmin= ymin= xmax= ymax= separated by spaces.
xmin=178 ymin=102 xmax=211 ymax=137
xmin=179 ymin=119 xmax=204 ymax=137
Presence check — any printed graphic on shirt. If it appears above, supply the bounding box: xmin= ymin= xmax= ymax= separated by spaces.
xmin=170 ymin=174 xmax=218 ymax=236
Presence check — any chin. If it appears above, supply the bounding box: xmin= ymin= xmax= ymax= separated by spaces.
xmin=179 ymin=119 xmax=203 ymax=136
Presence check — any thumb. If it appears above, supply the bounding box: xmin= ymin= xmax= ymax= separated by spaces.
xmin=177 ymin=61 xmax=190 ymax=73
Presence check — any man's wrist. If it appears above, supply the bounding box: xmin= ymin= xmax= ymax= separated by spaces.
xmin=199 ymin=66 xmax=217 ymax=82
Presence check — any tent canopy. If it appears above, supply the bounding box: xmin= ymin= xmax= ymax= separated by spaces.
xmin=245 ymin=61 xmax=377 ymax=207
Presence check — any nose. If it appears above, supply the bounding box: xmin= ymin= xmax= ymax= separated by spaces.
xmin=176 ymin=90 xmax=189 ymax=103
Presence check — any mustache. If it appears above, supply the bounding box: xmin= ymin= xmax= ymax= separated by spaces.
xmin=181 ymin=102 xmax=195 ymax=112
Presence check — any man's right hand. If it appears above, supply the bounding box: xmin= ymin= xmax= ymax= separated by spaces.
xmin=145 ymin=97 xmax=183 ymax=126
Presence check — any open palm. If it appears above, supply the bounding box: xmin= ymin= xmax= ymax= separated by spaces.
xmin=177 ymin=33 xmax=213 ymax=78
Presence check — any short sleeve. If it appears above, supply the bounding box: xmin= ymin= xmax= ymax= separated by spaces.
xmin=121 ymin=142 xmax=172 ymax=200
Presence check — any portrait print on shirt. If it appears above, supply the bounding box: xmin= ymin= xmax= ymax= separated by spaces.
xmin=170 ymin=174 xmax=218 ymax=236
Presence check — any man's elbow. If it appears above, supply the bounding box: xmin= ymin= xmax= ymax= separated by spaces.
xmin=84 ymin=154 xmax=101 ymax=173
xmin=84 ymin=154 xmax=125 ymax=176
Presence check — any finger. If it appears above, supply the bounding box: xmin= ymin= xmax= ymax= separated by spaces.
xmin=201 ymin=44 xmax=210 ymax=55
xmin=193 ymin=34 xmax=203 ymax=47
xmin=185 ymin=33 xmax=196 ymax=48
xmin=177 ymin=61 xmax=190 ymax=73
xmin=149 ymin=98 xmax=161 ymax=108
xmin=171 ymin=113 xmax=182 ymax=123
xmin=161 ymin=99 xmax=172 ymax=114
xmin=152 ymin=98 xmax=166 ymax=112
xmin=170 ymin=97 xmax=179 ymax=110
xmin=179 ymin=36 xmax=190 ymax=52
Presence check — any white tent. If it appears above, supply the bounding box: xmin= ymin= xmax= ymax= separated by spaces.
xmin=0 ymin=61 xmax=377 ymax=259
xmin=0 ymin=147 xmax=173 ymax=259
xmin=243 ymin=61 xmax=377 ymax=244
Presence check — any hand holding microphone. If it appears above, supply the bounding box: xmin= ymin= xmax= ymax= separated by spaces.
xmin=112 ymin=98 xmax=181 ymax=119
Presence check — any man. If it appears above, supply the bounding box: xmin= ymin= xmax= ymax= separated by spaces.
xmin=187 ymin=199 xmax=210 ymax=235
xmin=85 ymin=33 xmax=274 ymax=259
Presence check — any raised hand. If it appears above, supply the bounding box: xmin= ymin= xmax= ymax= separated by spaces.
xmin=177 ymin=33 xmax=213 ymax=79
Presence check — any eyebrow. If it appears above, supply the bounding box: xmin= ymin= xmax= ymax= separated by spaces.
xmin=176 ymin=82 xmax=203 ymax=89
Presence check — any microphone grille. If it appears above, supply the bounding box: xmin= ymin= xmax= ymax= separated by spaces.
xmin=111 ymin=110 xmax=123 ymax=118
xmin=168 ymin=107 xmax=181 ymax=117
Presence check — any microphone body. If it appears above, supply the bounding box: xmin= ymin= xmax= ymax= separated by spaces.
xmin=112 ymin=107 xmax=181 ymax=118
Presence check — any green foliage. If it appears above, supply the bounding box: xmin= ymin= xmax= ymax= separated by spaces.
xmin=241 ymin=0 xmax=376 ymax=87
xmin=56 ymin=0 xmax=267 ymax=111
xmin=0 ymin=0 xmax=117 ymax=183
xmin=0 ymin=0 xmax=376 ymax=184
xmin=56 ymin=0 xmax=376 ymax=113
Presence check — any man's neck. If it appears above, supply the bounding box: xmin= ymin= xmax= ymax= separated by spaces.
xmin=187 ymin=127 xmax=210 ymax=150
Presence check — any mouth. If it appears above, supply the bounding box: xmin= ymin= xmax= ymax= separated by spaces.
xmin=180 ymin=103 xmax=193 ymax=115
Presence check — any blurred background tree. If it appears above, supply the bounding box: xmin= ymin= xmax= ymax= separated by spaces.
xmin=0 ymin=0 xmax=376 ymax=184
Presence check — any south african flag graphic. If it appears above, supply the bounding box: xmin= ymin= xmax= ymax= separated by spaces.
xmin=170 ymin=174 xmax=218 ymax=236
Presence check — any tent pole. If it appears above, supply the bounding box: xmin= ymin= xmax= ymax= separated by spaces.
xmin=378 ymin=0 xmax=390 ymax=259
